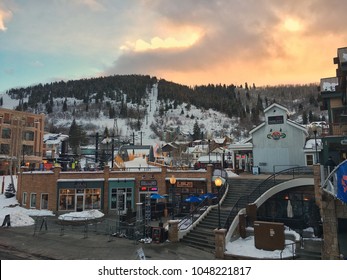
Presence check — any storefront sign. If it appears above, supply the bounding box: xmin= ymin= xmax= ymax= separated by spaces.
xmin=140 ymin=180 xmax=157 ymax=186
xmin=177 ymin=181 xmax=193 ymax=188
xmin=139 ymin=186 xmax=158 ymax=192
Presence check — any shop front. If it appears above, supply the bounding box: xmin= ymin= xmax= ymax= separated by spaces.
xmin=166 ymin=178 xmax=207 ymax=216
xmin=108 ymin=178 xmax=135 ymax=215
xmin=57 ymin=179 xmax=103 ymax=212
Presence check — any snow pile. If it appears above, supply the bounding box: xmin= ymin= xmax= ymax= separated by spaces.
xmin=226 ymin=235 xmax=295 ymax=259
xmin=58 ymin=209 xmax=104 ymax=221
xmin=0 ymin=193 xmax=55 ymax=227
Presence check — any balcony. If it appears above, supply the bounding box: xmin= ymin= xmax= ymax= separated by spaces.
xmin=320 ymin=77 xmax=338 ymax=93
xmin=323 ymin=123 xmax=347 ymax=136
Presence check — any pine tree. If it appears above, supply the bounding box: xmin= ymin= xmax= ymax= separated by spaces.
xmin=193 ymin=121 xmax=201 ymax=140
xmin=69 ymin=119 xmax=86 ymax=154
xmin=63 ymin=98 xmax=68 ymax=111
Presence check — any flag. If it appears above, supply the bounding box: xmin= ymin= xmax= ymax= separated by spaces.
xmin=336 ymin=160 xmax=347 ymax=204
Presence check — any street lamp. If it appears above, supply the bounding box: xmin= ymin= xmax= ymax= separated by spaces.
xmin=169 ymin=175 xmax=176 ymax=219
xmin=214 ymin=176 xmax=223 ymax=229
xmin=312 ymin=124 xmax=318 ymax=163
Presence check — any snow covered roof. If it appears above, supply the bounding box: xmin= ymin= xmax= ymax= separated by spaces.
xmin=214 ymin=138 xmax=226 ymax=144
xmin=320 ymin=77 xmax=338 ymax=92
xmin=304 ymin=138 xmax=323 ymax=151
xmin=43 ymin=133 xmax=69 ymax=145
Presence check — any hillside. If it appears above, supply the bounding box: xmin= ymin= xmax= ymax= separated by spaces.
xmin=0 ymin=75 xmax=323 ymax=146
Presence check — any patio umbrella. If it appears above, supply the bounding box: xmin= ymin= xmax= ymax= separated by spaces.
xmin=151 ymin=193 xmax=165 ymax=199
xmin=185 ymin=196 xmax=202 ymax=203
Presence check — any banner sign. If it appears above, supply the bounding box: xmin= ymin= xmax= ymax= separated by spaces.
xmin=336 ymin=161 xmax=347 ymax=203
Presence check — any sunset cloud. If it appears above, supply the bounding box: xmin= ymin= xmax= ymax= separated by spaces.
xmin=0 ymin=8 xmax=12 ymax=31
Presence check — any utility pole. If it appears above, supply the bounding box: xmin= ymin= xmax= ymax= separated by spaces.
xmin=139 ymin=131 xmax=144 ymax=146
xmin=95 ymin=132 xmax=99 ymax=163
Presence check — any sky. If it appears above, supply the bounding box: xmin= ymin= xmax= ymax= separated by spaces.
xmin=1 ymin=0 xmax=347 ymax=93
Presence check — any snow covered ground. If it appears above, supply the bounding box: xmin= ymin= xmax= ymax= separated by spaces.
xmin=0 ymin=172 xmax=304 ymax=259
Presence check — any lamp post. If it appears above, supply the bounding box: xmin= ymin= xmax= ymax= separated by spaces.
xmin=208 ymin=139 xmax=211 ymax=163
xmin=169 ymin=175 xmax=176 ymax=219
xmin=312 ymin=124 xmax=318 ymax=163
xmin=214 ymin=176 xmax=223 ymax=229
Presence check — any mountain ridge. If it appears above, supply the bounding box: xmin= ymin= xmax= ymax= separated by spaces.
xmin=0 ymin=75 xmax=322 ymax=146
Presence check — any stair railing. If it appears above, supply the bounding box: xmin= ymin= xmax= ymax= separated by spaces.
xmin=178 ymin=182 xmax=227 ymax=231
xmin=223 ymin=166 xmax=313 ymax=230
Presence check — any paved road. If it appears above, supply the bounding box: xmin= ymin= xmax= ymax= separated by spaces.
xmin=0 ymin=224 xmax=215 ymax=260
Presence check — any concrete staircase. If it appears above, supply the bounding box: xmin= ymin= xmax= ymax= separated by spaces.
xmin=180 ymin=178 xmax=265 ymax=252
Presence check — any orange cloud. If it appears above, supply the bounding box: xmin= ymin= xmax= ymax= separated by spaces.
xmin=0 ymin=9 xmax=12 ymax=31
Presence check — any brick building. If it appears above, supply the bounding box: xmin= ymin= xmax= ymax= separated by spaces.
xmin=17 ymin=164 xmax=214 ymax=216
xmin=0 ymin=108 xmax=45 ymax=175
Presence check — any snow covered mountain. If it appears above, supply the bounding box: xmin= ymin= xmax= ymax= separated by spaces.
xmin=0 ymin=77 xmax=322 ymax=149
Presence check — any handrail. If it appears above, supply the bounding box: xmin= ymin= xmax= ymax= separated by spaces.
xmin=223 ymin=166 xmax=313 ymax=230
xmin=178 ymin=182 xmax=227 ymax=231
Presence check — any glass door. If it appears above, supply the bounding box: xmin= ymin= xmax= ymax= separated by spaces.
xmin=117 ymin=190 xmax=126 ymax=214
xmin=76 ymin=194 xmax=84 ymax=212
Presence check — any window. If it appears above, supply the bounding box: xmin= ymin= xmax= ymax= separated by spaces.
xmin=23 ymin=131 xmax=34 ymax=141
xmin=84 ymin=188 xmax=101 ymax=210
xmin=59 ymin=189 xmax=75 ymax=211
xmin=30 ymin=193 xmax=37 ymax=208
xmin=268 ymin=115 xmax=284 ymax=125
xmin=2 ymin=128 xmax=11 ymax=139
xmin=0 ymin=144 xmax=10 ymax=155
xmin=22 ymin=192 xmax=27 ymax=206
xmin=306 ymin=154 xmax=314 ymax=166
xmin=23 ymin=145 xmax=34 ymax=156
xmin=41 ymin=193 xmax=48 ymax=209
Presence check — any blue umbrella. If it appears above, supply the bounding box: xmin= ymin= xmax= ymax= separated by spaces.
xmin=199 ymin=192 xmax=216 ymax=199
xmin=185 ymin=196 xmax=202 ymax=203
xmin=151 ymin=193 xmax=165 ymax=199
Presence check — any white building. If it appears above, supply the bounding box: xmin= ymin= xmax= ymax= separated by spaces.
xmin=250 ymin=103 xmax=309 ymax=173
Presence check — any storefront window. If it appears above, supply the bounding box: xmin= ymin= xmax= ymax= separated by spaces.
xmin=22 ymin=192 xmax=27 ymax=206
xmin=59 ymin=189 xmax=76 ymax=211
xmin=30 ymin=193 xmax=37 ymax=208
xmin=58 ymin=188 xmax=101 ymax=211
xmin=85 ymin=188 xmax=101 ymax=210
xmin=41 ymin=193 xmax=48 ymax=209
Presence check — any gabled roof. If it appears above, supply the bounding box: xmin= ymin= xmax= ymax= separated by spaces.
xmin=263 ymin=102 xmax=290 ymax=114
xmin=287 ymin=119 xmax=309 ymax=136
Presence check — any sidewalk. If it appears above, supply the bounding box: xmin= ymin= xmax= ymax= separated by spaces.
xmin=0 ymin=217 xmax=215 ymax=260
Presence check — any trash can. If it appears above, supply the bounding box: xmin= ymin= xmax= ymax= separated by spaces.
xmin=152 ymin=227 xmax=162 ymax=243
xmin=252 ymin=166 xmax=260 ymax=175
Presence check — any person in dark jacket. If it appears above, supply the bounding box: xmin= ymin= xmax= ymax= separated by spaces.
xmin=325 ymin=156 xmax=336 ymax=173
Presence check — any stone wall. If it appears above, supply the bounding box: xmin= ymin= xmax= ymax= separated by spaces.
xmin=314 ymin=164 xmax=347 ymax=259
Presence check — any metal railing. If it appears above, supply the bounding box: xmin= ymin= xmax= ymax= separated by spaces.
xmin=178 ymin=182 xmax=227 ymax=231
xmin=223 ymin=166 xmax=314 ymax=230
xmin=280 ymin=241 xmax=296 ymax=260
xmin=32 ymin=215 xmax=146 ymax=242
